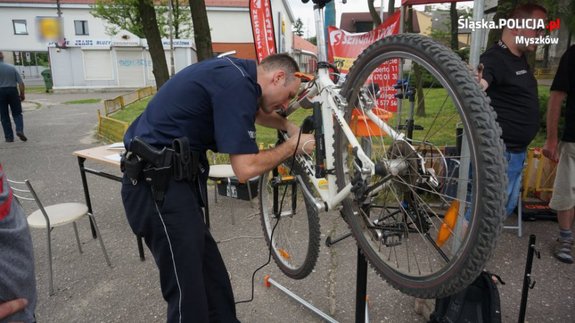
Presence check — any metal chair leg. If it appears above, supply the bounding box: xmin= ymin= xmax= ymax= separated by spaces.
xmin=88 ymin=213 xmax=112 ymax=267
xmin=230 ymin=204 xmax=236 ymax=225
xmin=72 ymin=222 xmax=83 ymax=254
xmin=46 ymin=226 xmax=54 ymax=296
xmin=247 ymin=178 xmax=255 ymax=209
xmin=504 ymin=193 xmax=523 ymax=237
xmin=517 ymin=195 xmax=523 ymax=237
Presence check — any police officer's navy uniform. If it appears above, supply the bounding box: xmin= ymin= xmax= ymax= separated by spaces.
xmin=122 ymin=57 xmax=260 ymax=323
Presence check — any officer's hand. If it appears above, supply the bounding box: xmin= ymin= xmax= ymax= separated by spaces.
xmin=285 ymin=121 xmax=300 ymax=138
xmin=19 ymin=94 xmax=25 ymax=102
xmin=295 ymin=133 xmax=315 ymax=155
xmin=0 ymin=298 xmax=28 ymax=319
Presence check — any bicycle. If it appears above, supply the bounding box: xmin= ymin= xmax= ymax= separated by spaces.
xmin=259 ymin=0 xmax=506 ymax=299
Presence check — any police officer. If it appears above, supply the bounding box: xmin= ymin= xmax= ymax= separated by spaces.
xmin=121 ymin=53 xmax=313 ymax=322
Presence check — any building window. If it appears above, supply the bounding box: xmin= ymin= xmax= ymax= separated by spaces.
xmin=354 ymin=22 xmax=373 ymax=33
xmin=74 ymin=20 xmax=89 ymax=35
xmin=13 ymin=20 xmax=28 ymax=35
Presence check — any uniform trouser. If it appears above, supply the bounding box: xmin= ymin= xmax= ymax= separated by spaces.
xmin=121 ymin=175 xmax=239 ymax=323
xmin=0 ymin=87 xmax=23 ymax=140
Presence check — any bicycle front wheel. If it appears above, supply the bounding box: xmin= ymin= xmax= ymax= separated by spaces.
xmin=259 ymin=165 xmax=320 ymax=279
xmin=335 ymin=34 xmax=506 ymax=298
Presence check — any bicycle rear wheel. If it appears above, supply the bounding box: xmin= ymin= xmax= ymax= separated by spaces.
xmin=335 ymin=33 xmax=506 ymax=298
xmin=259 ymin=164 xmax=320 ymax=279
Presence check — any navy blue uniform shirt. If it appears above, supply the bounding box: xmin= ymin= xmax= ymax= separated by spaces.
xmin=124 ymin=57 xmax=261 ymax=157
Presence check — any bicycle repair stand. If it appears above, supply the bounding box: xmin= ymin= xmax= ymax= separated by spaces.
xmin=518 ymin=234 xmax=539 ymax=323
xmin=263 ymin=247 xmax=370 ymax=323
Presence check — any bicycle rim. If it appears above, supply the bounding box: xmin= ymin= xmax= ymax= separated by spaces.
xmin=335 ymin=34 xmax=506 ymax=298
xmin=259 ymin=167 xmax=320 ymax=279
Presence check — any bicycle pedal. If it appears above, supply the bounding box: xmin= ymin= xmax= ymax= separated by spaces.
xmin=382 ymin=231 xmax=403 ymax=247
xmin=271 ymin=176 xmax=295 ymax=187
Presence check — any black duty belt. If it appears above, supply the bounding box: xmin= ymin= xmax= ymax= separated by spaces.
xmin=121 ymin=136 xmax=200 ymax=203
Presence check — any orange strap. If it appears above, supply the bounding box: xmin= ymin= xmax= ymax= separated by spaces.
xmin=294 ymin=72 xmax=313 ymax=82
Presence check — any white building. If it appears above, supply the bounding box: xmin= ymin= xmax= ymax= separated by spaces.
xmin=0 ymin=0 xmax=298 ymax=91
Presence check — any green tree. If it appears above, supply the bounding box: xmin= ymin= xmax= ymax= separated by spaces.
xmin=405 ymin=5 xmax=425 ymax=117
xmin=169 ymin=0 xmax=192 ymax=39
xmin=450 ymin=2 xmax=458 ymax=50
xmin=92 ymin=0 xmax=192 ymax=38
xmin=92 ymin=0 xmax=144 ymax=37
xmin=189 ymin=0 xmax=213 ymax=61
xmin=92 ymin=0 xmax=169 ymax=88
xmin=486 ymin=0 xmax=529 ymax=48
xmin=293 ymin=18 xmax=304 ymax=37
xmin=139 ymin=0 xmax=169 ymax=88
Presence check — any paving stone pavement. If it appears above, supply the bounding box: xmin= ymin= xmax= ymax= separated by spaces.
xmin=1 ymin=90 xmax=573 ymax=322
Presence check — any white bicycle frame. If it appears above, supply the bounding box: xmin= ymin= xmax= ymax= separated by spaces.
xmin=285 ymin=3 xmax=410 ymax=213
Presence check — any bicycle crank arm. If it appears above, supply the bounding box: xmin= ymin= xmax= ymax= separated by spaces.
xmin=296 ymin=175 xmax=327 ymax=213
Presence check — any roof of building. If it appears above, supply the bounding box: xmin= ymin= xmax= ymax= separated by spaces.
xmin=293 ymin=34 xmax=317 ymax=53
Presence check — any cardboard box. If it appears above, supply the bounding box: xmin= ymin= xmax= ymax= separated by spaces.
xmin=216 ymin=176 xmax=259 ymax=201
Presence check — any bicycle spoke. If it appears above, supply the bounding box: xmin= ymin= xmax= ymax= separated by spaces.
xmin=335 ymin=34 xmax=505 ymax=298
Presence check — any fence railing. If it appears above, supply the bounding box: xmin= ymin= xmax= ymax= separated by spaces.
xmin=97 ymin=86 xmax=156 ymax=142
xmin=103 ymin=86 xmax=155 ymax=116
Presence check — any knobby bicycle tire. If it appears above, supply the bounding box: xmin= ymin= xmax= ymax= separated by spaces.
xmin=259 ymin=162 xmax=321 ymax=279
xmin=335 ymin=33 xmax=506 ymax=298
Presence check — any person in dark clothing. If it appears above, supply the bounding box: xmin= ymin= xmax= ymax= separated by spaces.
xmin=543 ymin=45 xmax=575 ymax=264
xmin=478 ymin=3 xmax=547 ymax=217
xmin=0 ymin=52 xmax=27 ymax=143
xmin=121 ymin=53 xmax=314 ymax=322
xmin=0 ymin=163 xmax=37 ymax=323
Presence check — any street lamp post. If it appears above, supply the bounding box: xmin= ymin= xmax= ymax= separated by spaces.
xmin=168 ymin=0 xmax=175 ymax=77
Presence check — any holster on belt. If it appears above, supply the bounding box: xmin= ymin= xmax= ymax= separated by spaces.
xmin=122 ymin=137 xmax=201 ymax=204
xmin=121 ymin=151 xmax=144 ymax=182
xmin=128 ymin=137 xmax=174 ymax=203
xmin=172 ymin=137 xmax=199 ymax=182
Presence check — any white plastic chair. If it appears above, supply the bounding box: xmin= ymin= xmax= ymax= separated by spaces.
xmin=206 ymin=164 xmax=256 ymax=226
xmin=504 ymin=193 xmax=523 ymax=237
xmin=7 ymin=178 xmax=112 ymax=295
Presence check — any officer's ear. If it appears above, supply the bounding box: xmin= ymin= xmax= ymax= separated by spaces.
xmin=273 ymin=70 xmax=286 ymax=86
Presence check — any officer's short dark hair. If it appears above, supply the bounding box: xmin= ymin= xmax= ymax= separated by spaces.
xmin=508 ymin=3 xmax=547 ymax=20
xmin=260 ymin=54 xmax=300 ymax=83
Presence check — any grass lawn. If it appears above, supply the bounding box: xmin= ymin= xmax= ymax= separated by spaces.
xmin=113 ymin=83 xmax=553 ymax=159
xmin=27 ymin=86 xmax=48 ymax=94
xmin=64 ymin=98 xmax=101 ymax=104
xmin=111 ymin=97 xmax=151 ymax=123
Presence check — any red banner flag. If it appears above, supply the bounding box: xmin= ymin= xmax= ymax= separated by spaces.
xmin=328 ymin=11 xmax=401 ymax=112
xmin=250 ymin=0 xmax=277 ymax=63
